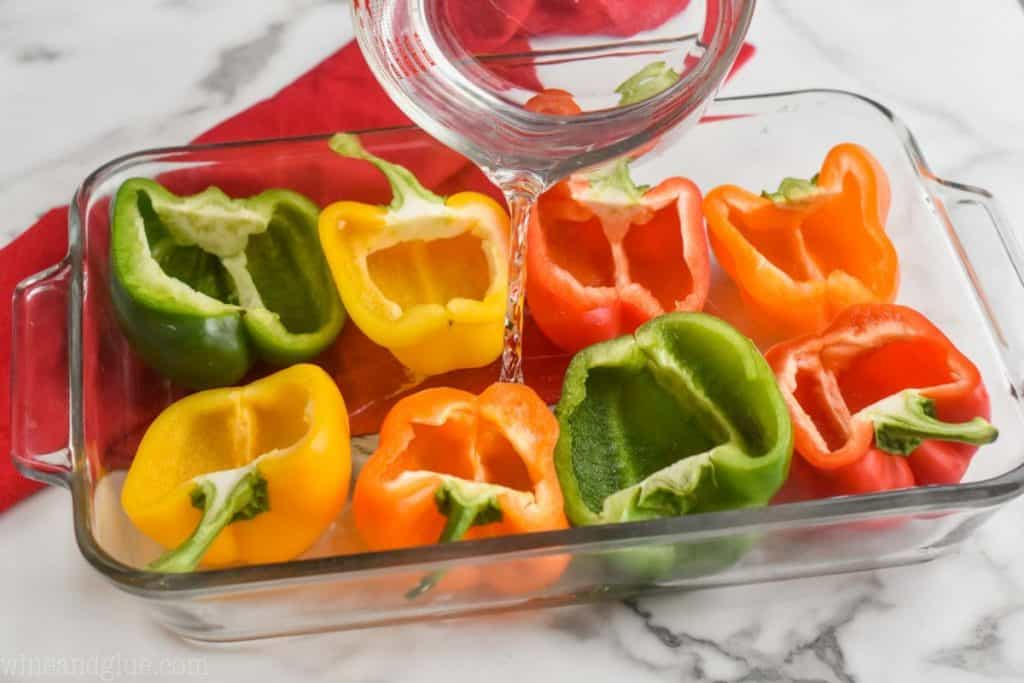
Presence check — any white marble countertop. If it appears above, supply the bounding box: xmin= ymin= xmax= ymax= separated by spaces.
xmin=3 ymin=1 xmax=1024 ymax=681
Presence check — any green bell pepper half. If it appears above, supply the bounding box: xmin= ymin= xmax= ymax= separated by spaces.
xmin=110 ymin=178 xmax=345 ymax=389
xmin=554 ymin=312 xmax=793 ymax=578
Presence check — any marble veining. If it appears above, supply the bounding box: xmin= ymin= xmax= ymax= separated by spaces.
xmin=2 ymin=1 xmax=1024 ymax=681
xmin=926 ymin=605 xmax=1024 ymax=679
xmin=0 ymin=0 xmax=351 ymax=235
xmin=198 ymin=20 xmax=288 ymax=101
xmin=610 ymin=575 xmax=889 ymax=683
xmin=14 ymin=45 xmax=64 ymax=64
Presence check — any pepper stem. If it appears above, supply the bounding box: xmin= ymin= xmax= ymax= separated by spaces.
xmin=328 ymin=133 xmax=443 ymax=212
xmin=761 ymin=175 xmax=822 ymax=203
xmin=586 ymin=158 xmax=648 ymax=204
xmin=406 ymin=478 xmax=504 ymax=600
xmin=148 ymin=467 xmax=269 ymax=573
xmin=860 ymin=389 xmax=999 ymax=456
xmin=616 ymin=61 xmax=680 ymax=106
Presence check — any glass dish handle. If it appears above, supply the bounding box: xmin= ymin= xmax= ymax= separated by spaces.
xmin=10 ymin=260 xmax=72 ymax=487
xmin=931 ymin=177 xmax=1024 ymax=392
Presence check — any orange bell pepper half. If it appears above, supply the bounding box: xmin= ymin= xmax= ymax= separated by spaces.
xmin=704 ymin=143 xmax=899 ymax=338
xmin=766 ymin=304 xmax=997 ymax=501
xmin=353 ymin=383 xmax=569 ymax=597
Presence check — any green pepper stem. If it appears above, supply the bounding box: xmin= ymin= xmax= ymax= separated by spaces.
xmin=148 ymin=467 xmax=269 ymax=573
xmin=328 ymin=133 xmax=443 ymax=213
xmin=586 ymin=158 xmax=648 ymax=204
xmin=615 ymin=61 xmax=680 ymax=106
xmin=406 ymin=478 xmax=504 ymax=600
xmin=599 ymin=450 xmax=717 ymax=524
xmin=861 ymin=389 xmax=999 ymax=456
xmin=761 ymin=176 xmax=822 ymax=204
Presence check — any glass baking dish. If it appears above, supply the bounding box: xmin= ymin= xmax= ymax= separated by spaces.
xmin=10 ymin=89 xmax=1024 ymax=642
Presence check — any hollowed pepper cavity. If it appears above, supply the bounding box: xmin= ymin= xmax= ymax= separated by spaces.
xmin=122 ymin=364 xmax=351 ymax=572
xmin=318 ymin=134 xmax=510 ymax=376
xmin=704 ymin=143 xmax=899 ymax=338
xmin=766 ymin=303 xmax=997 ymax=500
xmin=554 ymin=312 xmax=793 ymax=578
xmin=110 ymin=179 xmax=345 ymax=389
xmin=353 ymin=383 xmax=568 ymax=596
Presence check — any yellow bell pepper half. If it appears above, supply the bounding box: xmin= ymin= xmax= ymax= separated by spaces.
xmin=121 ymin=364 xmax=351 ymax=572
xmin=319 ymin=134 xmax=510 ymax=377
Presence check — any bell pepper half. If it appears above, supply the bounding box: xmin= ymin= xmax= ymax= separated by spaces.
xmin=527 ymin=161 xmax=710 ymax=353
xmin=766 ymin=303 xmax=997 ymax=501
xmin=703 ymin=143 xmax=899 ymax=338
xmin=353 ymin=383 xmax=568 ymax=597
xmin=110 ymin=178 xmax=345 ymax=389
xmin=122 ymin=364 xmax=351 ymax=572
xmin=555 ymin=312 xmax=792 ymax=576
xmin=319 ymin=134 xmax=510 ymax=377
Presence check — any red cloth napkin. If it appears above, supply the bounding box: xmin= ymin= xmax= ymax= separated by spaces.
xmin=0 ymin=5 xmax=753 ymax=512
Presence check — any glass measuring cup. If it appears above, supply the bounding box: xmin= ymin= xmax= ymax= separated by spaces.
xmin=352 ymin=0 xmax=755 ymax=381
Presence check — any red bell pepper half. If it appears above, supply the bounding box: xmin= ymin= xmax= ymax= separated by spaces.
xmin=766 ymin=304 xmax=998 ymax=501
xmin=526 ymin=161 xmax=710 ymax=353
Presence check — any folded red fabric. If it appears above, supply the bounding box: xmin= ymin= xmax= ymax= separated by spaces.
xmin=0 ymin=8 xmax=752 ymax=512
